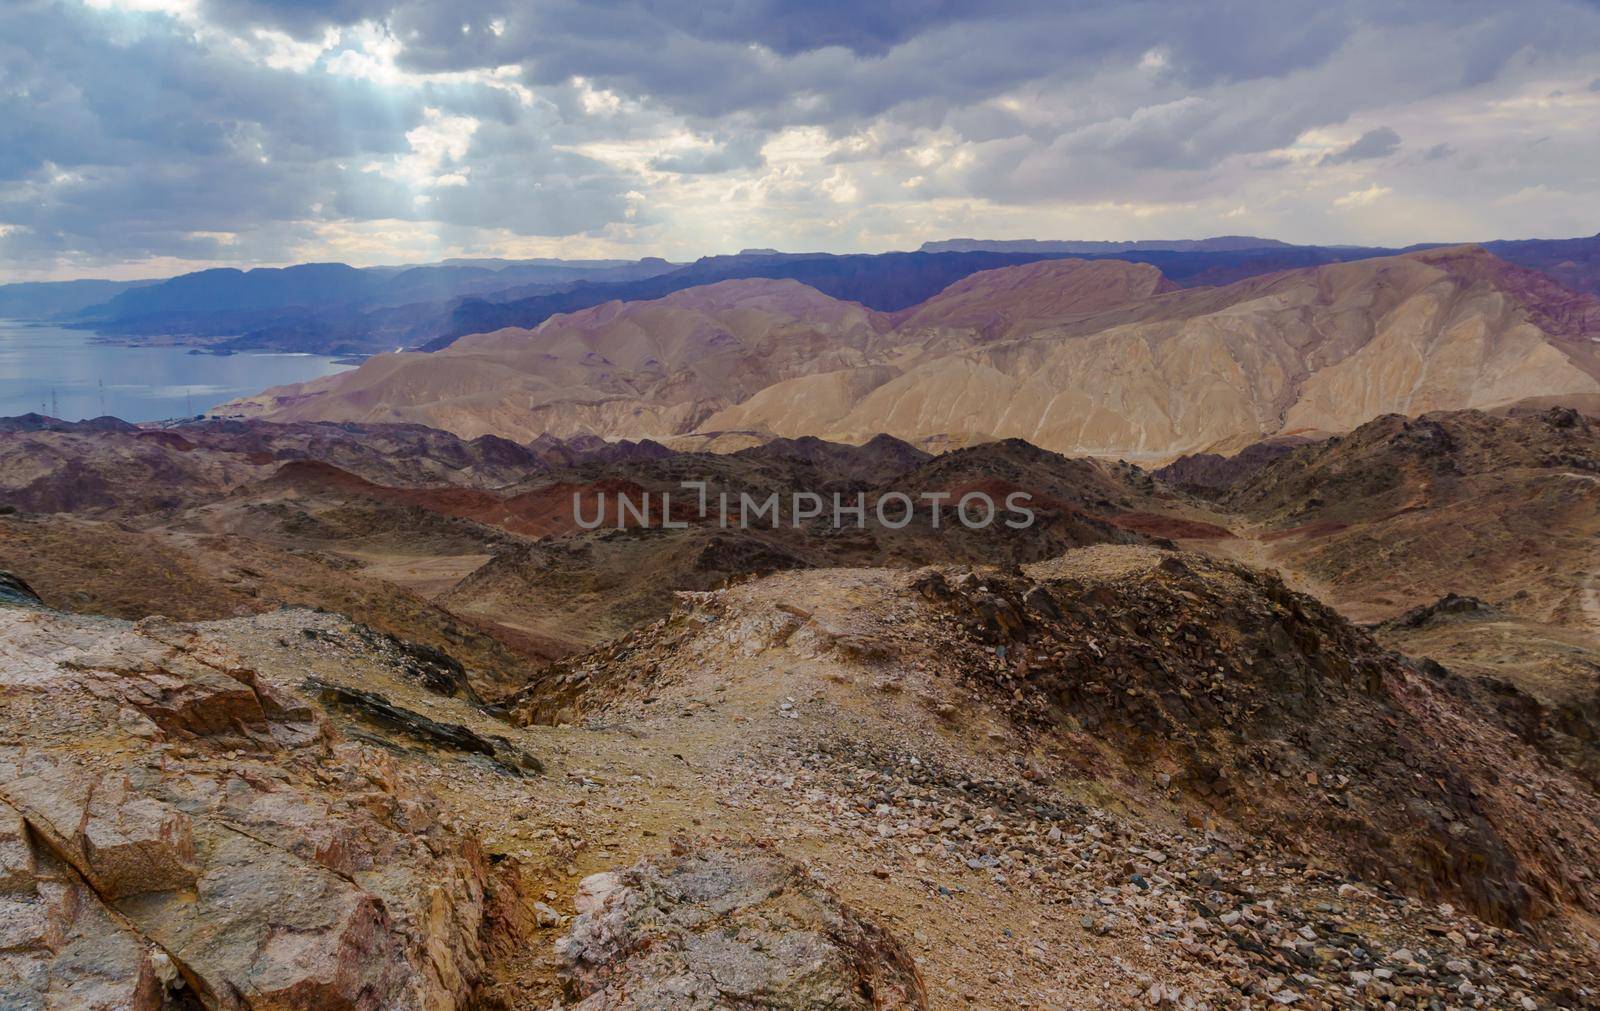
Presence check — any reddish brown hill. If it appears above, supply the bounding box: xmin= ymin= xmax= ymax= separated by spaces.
xmin=260 ymin=460 xmax=669 ymax=538
xmin=1409 ymin=244 xmax=1600 ymax=340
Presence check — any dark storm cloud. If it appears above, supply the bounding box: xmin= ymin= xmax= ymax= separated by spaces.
xmin=201 ymin=0 xmax=1376 ymax=124
xmin=1320 ymin=127 xmax=1403 ymax=165
xmin=366 ymin=0 xmax=1591 ymax=126
xmin=206 ymin=0 xmax=1024 ymax=54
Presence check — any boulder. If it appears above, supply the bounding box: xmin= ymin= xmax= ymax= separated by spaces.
xmin=0 ymin=571 xmax=43 ymax=608
xmin=556 ymin=843 xmax=927 ymax=1010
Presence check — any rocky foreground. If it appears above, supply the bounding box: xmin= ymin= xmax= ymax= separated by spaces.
xmin=3 ymin=542 xmax=1598 ymax=1009
xmin=0 ymin=578 xmax=531 ymax=1009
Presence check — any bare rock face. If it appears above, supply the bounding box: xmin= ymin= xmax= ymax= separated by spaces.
xmin=555 ymin=843 xmax=927 ymax=1010
xmin=0 ymin=603 xmax=531 ymax=1010
xmin=0 ymin=800 xmax=171 ymax=1011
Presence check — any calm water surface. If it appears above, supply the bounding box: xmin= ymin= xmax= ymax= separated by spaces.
xmin=0 ymin=320 xmax=352 ymax=422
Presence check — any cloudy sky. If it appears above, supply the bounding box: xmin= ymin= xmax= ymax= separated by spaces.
xmin=2 ymin=0 xmax=1598 ymax=281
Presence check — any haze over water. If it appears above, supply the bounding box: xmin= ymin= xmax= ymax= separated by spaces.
xmin=0 ymin=320 xmax=352 ymax=423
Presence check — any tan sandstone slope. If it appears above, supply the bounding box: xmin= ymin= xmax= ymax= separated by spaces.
xmin=220 ymin=249 xmax=1600 ymax=460
xmin=220 ymin=279 xmax=895 ymax=442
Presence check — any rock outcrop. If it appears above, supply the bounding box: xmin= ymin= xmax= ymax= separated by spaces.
xmin=555 ymin=842 xmax=927 ymax=1010
xmin=0 ymin=602 xmax=533 ymax=1009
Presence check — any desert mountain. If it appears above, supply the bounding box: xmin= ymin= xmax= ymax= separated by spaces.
xmin=890 ymin=256 xmax=1177 ymax=342
xmin=9 ymin=234 xmax=1593 ymax=358
xmin=708 ymin=247 xmax=1600 ymax=458
xmin=1159 ymin=405 xmax=1600 ymax=784
xmin=222 ymin=279 xmax=897 ymax=441
xmin=1191 ymin=406 xmax=1600 ymax=627
xmin=226 ymin=246 xmax=1600 ymax=460
xmin=1461 ymin=232 xmax=1600 ymax=300
xmin=919 ymin=235 xmax=1295 ymax=253
xmin=926 ymin=232 xmax=1600 ymax=297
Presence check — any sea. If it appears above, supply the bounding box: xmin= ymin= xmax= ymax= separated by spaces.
xmin=0 ymin=319 xmax=354 ymax=423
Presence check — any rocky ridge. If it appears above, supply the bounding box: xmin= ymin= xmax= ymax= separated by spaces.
xmin=503 ymin=546 xmax=1600 ymax=1007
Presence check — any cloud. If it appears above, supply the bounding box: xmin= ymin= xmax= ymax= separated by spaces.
xmin=3 ymin=0 xmax=1600 ymax=279
xmin=365 ymin=108 xmax=480 ymax=189
xmin=1320 ymin=127 xmax=1402 ymax=165
xmin=1334 ymin=183 xmax=1392 ymax=207
xmin=0 ymin=0 xmax=638 ymax=276
xmin=648 ymin=134 xmax=767 ymax=175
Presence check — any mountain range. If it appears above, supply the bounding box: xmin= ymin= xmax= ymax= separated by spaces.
xmin=919 ymin=235 xmax=1299 ymax=253
xmin=5 ymin=232 xmax=1595 ymax=358
xmin=218 ymin=245 xmax=1600 ymax=460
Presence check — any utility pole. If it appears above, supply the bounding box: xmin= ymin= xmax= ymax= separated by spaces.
xmin=50 ymin=389 xmax=57 ymax=419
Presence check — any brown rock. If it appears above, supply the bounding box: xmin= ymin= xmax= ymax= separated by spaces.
xmin=0 ymin=801 xmax=35 ymax=896
xmin=556 ymin=843 xmax=927 ymax=1010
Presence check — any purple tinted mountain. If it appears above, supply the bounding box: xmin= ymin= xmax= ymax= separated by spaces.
xmin=926 ymin=232 xmax=1600 ymax=297
xmin=0 ymin=277 xmax=156 ymax=318
xmin=919 ymin=236 xmax=1295 ymax=253
xmin=63 ymin=257 xmax=683 ymax=355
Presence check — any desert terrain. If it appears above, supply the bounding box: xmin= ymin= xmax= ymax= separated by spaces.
xmin=2 ymin=230 xmax=1600 ymax=1011
xmin=10 ymin=0 xmax=1600 ymax=1001
xmin=3 ymin=383 xmax=1599 ymax=1008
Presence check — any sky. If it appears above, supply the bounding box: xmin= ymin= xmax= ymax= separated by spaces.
xmin=1 ymin=0 xmax=1598 ymax=281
